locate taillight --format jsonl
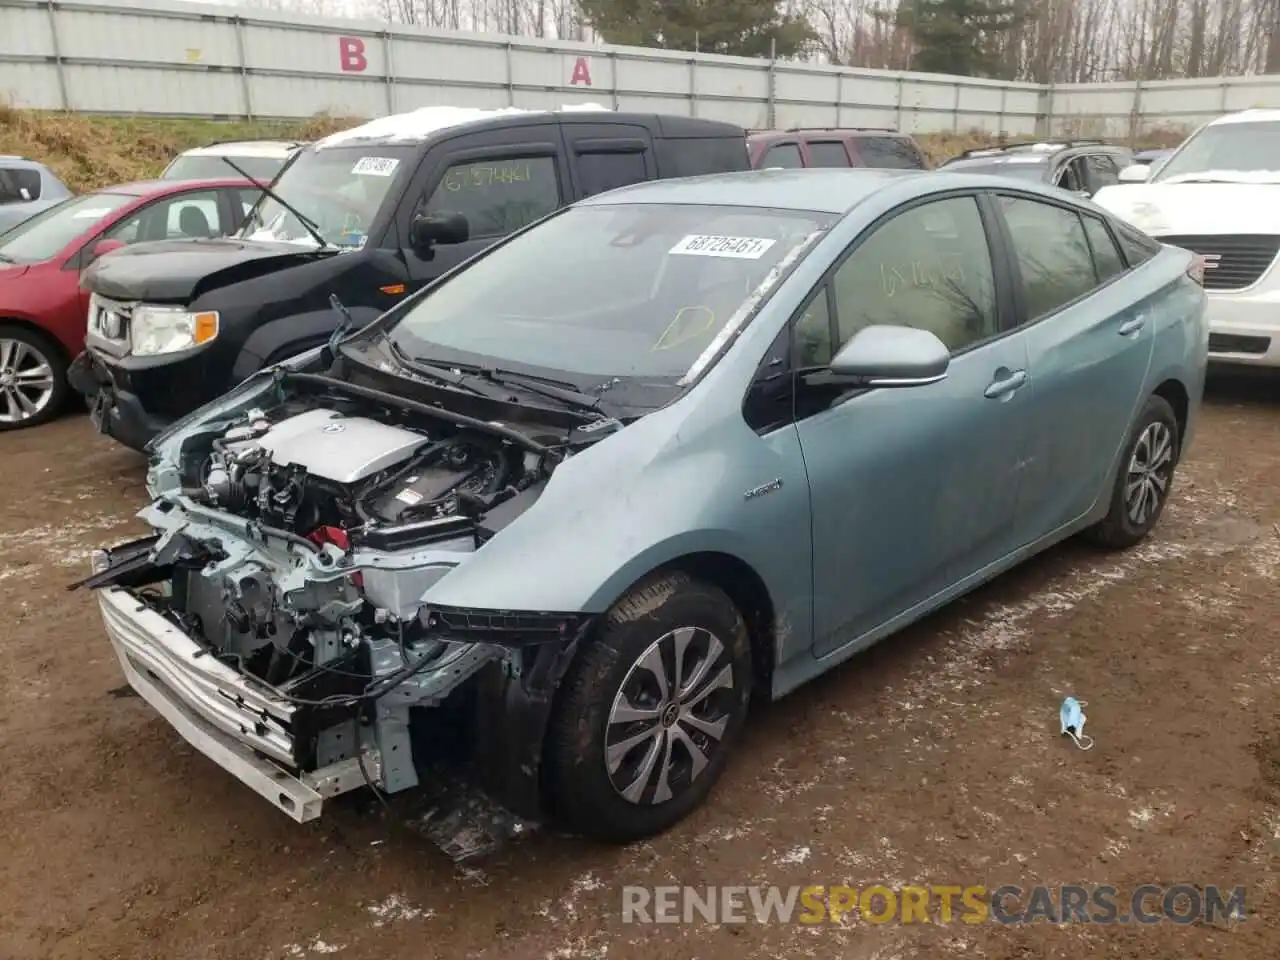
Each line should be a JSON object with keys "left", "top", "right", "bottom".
{"left": 1187, "top": 253, "right": 1207, "bottom": 285}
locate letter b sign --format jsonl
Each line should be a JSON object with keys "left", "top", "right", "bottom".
{"left": 339, "top": 36, "right": 367, "bottom": 72}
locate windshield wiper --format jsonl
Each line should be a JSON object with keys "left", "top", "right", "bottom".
{"left": 383, "top": 339, "right": 515, "bottom": 402}
{"left": 0, "top": 253, "right": 16, "bottom": 264}
{"left": 446, "top": 362, "right": 603, "bottom": 414}
{"left": 221, "top": 156, "right": 332, "bottom": 251}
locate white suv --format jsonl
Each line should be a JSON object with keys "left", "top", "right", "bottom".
{"left": 1093, "top": 109, "right": 1280, "bottom": 368}
{"left": 161, "top": 139, "right": 303, "bottom": 183}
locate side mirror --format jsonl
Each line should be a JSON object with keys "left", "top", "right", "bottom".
{"left": 1118, "top": 164, "right": 1151, "bottom": 184}
{"left": 829, "top": 325, "right": 949, "bottom": 387}
{"left": 409, "top": 212, "right": 469, "bottom": 254}
{"left": 90, "top": 238, "right": 126, "bottom": 261}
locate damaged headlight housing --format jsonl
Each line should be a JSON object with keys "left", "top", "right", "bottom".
{"left": 131, "top": 305, "right": 219, "bottom": 356}
{"left": 421, "top": 606, "right": 591, "bottom": 647}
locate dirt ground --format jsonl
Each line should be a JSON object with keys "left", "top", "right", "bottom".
{"left": 1, "top": 373, "right": 1277, "bottom": 960}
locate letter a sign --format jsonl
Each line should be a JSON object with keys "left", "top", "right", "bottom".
{"left": 570, "top": 56, "right": 592, "bottom": 86}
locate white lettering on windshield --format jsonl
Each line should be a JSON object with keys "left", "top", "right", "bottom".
{"left": 669, "top": 234, "right": 777, "bottom": 259}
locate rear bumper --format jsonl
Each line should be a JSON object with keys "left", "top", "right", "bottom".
{"left": 98, "top": 585, "right": 377, "bottom": 822}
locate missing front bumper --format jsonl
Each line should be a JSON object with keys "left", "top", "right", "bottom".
{"left": 97, "top": 586, "right": 379, "bottom": 822}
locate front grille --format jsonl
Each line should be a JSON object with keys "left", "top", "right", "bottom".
{"left": 1209, "top": 333, "right": 1270, "bottom": 355}
{"left": 1158, "top": 235, "right": 1280, "bottom": 292}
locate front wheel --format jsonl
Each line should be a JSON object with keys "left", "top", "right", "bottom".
{"left": 0, "top": 325, "right": 68, "bottom": 431}
{"left": 1086, "top": 393, "right": 1180, "bottom": 549}
{"left": 545, "top": 571, "right": 753, "bottom": 843}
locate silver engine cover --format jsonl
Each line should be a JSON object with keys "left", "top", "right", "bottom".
{"left": 254, "top": 408, "right": 425, "bottom": 484}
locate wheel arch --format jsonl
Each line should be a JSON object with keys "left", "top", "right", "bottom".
{"left": 0, "top": 317, "right": 72, "bottom": 366}
{"left": 1151, "top": 377, "right": 1189, "bottom": 451}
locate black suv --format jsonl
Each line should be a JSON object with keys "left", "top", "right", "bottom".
{"left": 938, "top": 139, "right": 1134, "bottom": 197}
{"left": 70, "top": 109, "right": 751, "bottom": 451}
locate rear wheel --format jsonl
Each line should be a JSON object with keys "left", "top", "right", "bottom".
{"left": 0, "top": 325, "right": 67, "bottom": 430}
{"left": 545, "top": 571, "right": 753, "bottom": 843}
{"left": 1086, "top": 394, "right": 1180, "bottom": 549}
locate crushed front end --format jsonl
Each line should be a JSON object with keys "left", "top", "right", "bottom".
{"left": 77, "top": 368, "right": 596, "bottom": 824}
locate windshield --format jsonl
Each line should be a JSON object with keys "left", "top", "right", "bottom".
{"left": 1153, "top": 121, "right": 1280, "bottom": 182}
{"left": 385, "top": 203, "right": 834, "bottom": 385}
{"left": 0, "top": 193, "right": 133, "bottom": 263}
{"left": 947, "top": 159, "right": 1048, "bottom": 181}
{"left": 239, "top": 145, "right": 411, "bottom": 249}
{"left": 164, "top": 154, "right": 286, "bottom": 181}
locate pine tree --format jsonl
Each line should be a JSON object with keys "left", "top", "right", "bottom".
{"left": 578, "top": 0, "right": 816, "bottom": 59}
{"left": 891, "top": 0, "right": 1029, "bottom": 77}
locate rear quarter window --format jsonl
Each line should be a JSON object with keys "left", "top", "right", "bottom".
{"left": 854, "top": 137, "right": 926, "bottom": 169}
{"left": 1111, "top": 220, "right": 1161, "bottom": 267}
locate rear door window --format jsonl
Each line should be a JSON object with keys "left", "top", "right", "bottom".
{"left": 998, "top": 195, "right": 1099, "bottom": 320}
{"left": 760, "top": 143, "right": 804, "bottom": 169}
{"left": 0, "top": 167, "right": 42, "bottom": 204}
{"left": 853, "top": 137, "right": 925, "bottom": 169}
{"left": 576, "top": 150, "right": 649, "bottom": 198}
{"left": 807, "top": 141, "right": 851, "bottom": 167}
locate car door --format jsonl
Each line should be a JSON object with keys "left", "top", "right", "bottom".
{"left": 395, "top": 125, "right": 571, "bottom": 289}
{"left": 790, "top": 193, "right": 1032, "bottom": 657}
{"left": 990, "top": 192, "right": 1154, "bottom": 542}
{"left": 1083, "top": 152, "right": 1121, "bottom": 195}
{"left": 562, "top": 121, "right": 657, "bottom": 198}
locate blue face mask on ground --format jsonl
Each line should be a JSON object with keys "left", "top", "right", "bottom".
{"left": 1060, "top": 696, "right": 1094, "bottom": 750}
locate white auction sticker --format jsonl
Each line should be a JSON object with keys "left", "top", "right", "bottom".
{"left": 352, "top": 156, "right": 400, "bottom": 177}
{"left": 72, "top": 207, "right": 113, "bottom": 219}
{"left": 669, "top": 234, "right": 776, "bottom": 259}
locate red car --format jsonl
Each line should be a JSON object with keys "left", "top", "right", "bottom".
{"left": 0, "top": 177, "right": 261, "bottom": 430}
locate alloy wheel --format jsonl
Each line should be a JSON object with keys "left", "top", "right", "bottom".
{"left": 604, "top": 625, "right": 736, "bottom": 805}
{"left": 1125, "top": 420, "right": 1174, "bottom": 526}
{"left": 0, "top": 337, "right": 57, "bottom": 425}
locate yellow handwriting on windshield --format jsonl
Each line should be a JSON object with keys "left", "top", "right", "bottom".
{"left": 653, "top": 307, "right": 716, "bottom": 351}
{"left": 444, "top": 163, "right": 533, "bottom": 192}
{"left": 881, "top": 255, "right": 967, "bottom": 298}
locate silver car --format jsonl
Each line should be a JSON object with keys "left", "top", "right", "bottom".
{"left": 80, "top": 169, "right": 1208, "bottom": 845}
{"left": 0, "top": 157, "right": 72, "bottom": 233}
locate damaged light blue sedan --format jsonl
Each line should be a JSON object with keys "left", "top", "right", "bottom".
{"left": 78, "top": 168, "right": 1208, "bottom": 843}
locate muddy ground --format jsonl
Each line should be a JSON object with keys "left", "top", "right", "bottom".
{"left": 0, "top": 374, "right": 1277, "bottom": 960}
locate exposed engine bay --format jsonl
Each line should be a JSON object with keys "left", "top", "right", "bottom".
{"left": 78, "top": 375, "right": 605, "bottom": 833}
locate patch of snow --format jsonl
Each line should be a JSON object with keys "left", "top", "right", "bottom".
{"left": 317, "top": 103, "right": 610, "bottom": 148}
{"left": 775, "top": 845, "right": 811, "bottom": 865}
{"left": 366, "top": 893, "right": 430, "bottom": 927}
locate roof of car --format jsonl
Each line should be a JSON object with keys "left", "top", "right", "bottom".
{"left": 942, "top": 153, "right": 1051, "bottom": 172}
{"left": 178, "top": 140, "right": 303, "bottom": 158}
{"left": 1211, "top": 108, "right": 1280, "bottom": 126}
{"left": 96, "top": 176, "right": 255, "bottom": 197}
{"left": 580, "top": 167, "right": 1101, "bottom": 214}
{"left": 577, "top": 168, "right": 935, "bottom": 213}
{"left": 748, "top": 127, "right": 911, "bottom": 143}
{"left": 0, "top": 156, "right": 54, "bottom": 171}
{"left": 314, "top": 105, "right": 743, "bottom": 149}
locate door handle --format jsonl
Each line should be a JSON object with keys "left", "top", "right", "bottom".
{"left": 984, "top": 369, "right": 1027, "bottom": 399}
{"left": 1119, "top": 314, "right": 1148, "bottom": 336}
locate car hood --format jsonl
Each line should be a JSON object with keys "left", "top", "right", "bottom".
{"left": 1092, "top": 182, "right": 1280, "bottom": 236}
{"left": 83, "top": 236, "right": 334, "bottom": 303}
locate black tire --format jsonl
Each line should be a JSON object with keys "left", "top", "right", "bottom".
{"left": 1086, "top": 393, "right": 1180, "bottom": 550}
{"left": 0, "top": 324, "right": 69, "bottom": 431}
{"left": 544, "top": 570, "right": 753, "bottom": 843}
